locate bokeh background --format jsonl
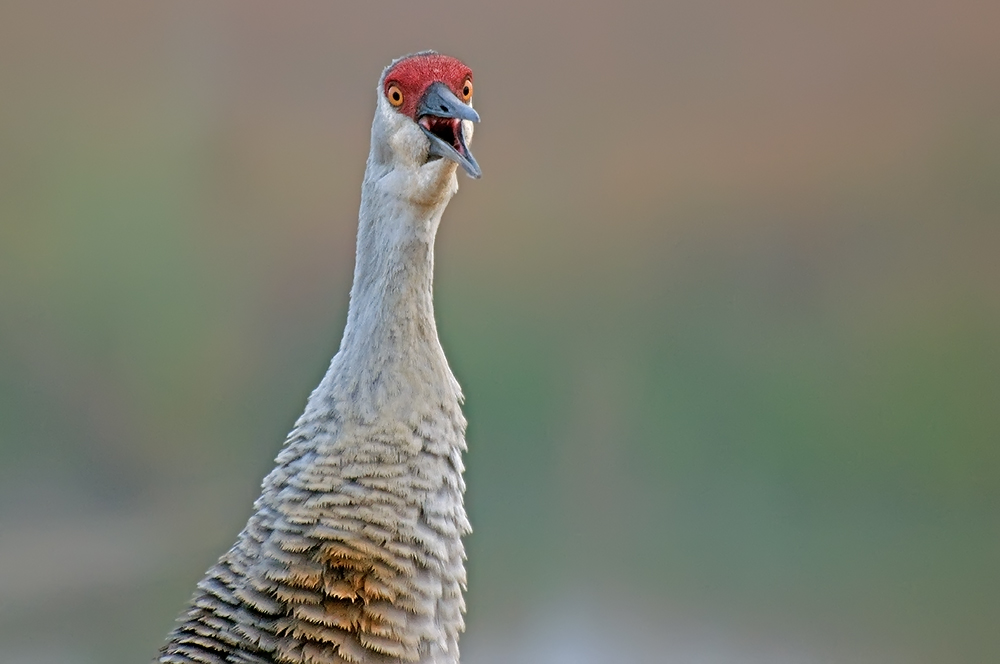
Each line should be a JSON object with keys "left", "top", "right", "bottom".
{"left": 1, "top": 2, "right": 998, "bottom": 662}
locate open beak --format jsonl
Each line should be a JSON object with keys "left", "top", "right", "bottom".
{"left": 416, "top": 81, "right": 482, "bottom": 179}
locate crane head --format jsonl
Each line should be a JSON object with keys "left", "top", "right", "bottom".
{"left": 375, "top": 52, "right": 481, "bottom": 181}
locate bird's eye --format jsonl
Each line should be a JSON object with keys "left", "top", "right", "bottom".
{"left": 460, "top": 79, "right": 473, "bottom": 101}
{"left": 387, "top": 84, "right": 404, "bottom": 107}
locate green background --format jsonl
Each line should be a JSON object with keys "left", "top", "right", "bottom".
{"left": 1, "top": 2, "right": 998, "bottom": 662}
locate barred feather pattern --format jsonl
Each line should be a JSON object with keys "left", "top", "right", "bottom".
{"left": 158, "top": 392, "right": 470, "bottom": 664}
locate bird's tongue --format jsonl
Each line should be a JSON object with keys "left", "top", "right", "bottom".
{"left": 419, "top": 116, "right": 462, "bottom": 155}
{"left": 418, "top": 115, "right": 481, "bottom": 179}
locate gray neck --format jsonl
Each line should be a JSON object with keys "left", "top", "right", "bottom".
{"left": 325, "top": 152, "right": 460, "bottom": 418}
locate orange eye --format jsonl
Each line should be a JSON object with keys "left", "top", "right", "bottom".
{"left": 387, "top": 84, "right": 404, "bottom": 107}
{"left": 460, "top": 79, "right": 473, "bottom": 101}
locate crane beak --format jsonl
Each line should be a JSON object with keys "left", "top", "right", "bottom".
{"left": 416, "top": 82, "right": 482, "bottom": 179}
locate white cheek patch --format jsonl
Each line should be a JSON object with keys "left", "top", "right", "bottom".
{"left": 389, "top": 123, "right": 431, "bottom": 169}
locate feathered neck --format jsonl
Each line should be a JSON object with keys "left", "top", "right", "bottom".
{"left": 327, "top": 131, "right": 462, "bottom": 418}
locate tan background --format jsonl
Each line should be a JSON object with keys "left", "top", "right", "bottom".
{"left": 1, "top": 2, "right": 998, "bottom": 662}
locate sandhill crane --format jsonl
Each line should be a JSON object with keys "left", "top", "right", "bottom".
{"left": 158, "top": 52, "right": 481, "bottom": 664}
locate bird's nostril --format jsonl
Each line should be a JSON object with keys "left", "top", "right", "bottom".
{"left": 440, "top": 105, "right": 448, "bottom": 112}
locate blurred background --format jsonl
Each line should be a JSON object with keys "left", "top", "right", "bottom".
{"left": 1, "top": 2, "right": 998, "bottom": 662}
